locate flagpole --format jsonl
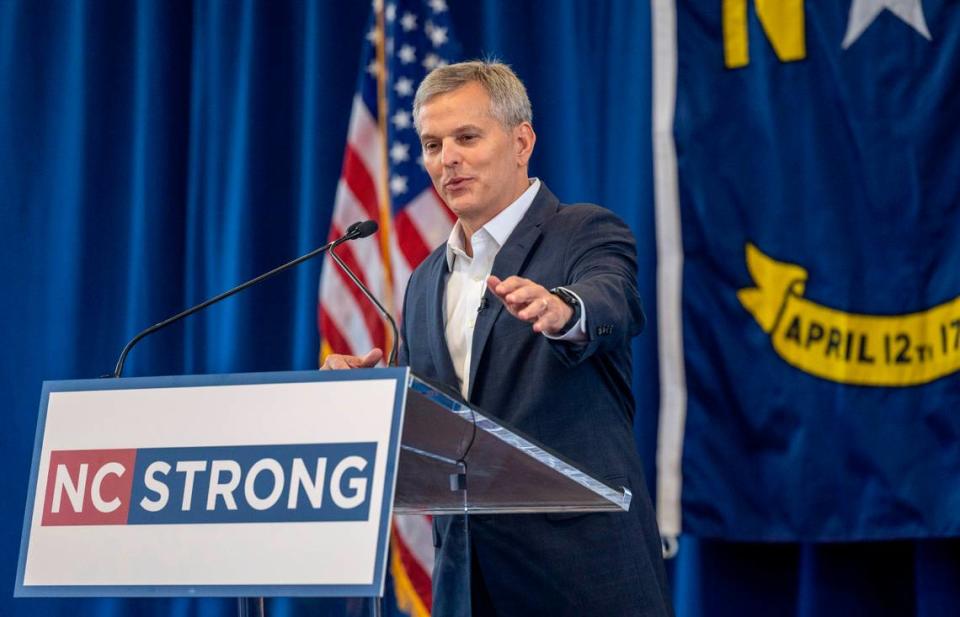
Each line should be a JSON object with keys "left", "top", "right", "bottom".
{"left": 373, "top": 0, "right": 397, "bottom": 355}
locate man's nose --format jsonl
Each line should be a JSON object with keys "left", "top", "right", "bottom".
{"left": 441, "top": 141, "right": 461, "bottom": 167}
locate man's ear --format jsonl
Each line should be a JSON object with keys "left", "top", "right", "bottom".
{"left": 514, "top": 122, "right": 536, "bottom": 167}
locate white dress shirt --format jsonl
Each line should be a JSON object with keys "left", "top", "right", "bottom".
{"left": 443, "top": 179, "right": 586, "bottom": 399}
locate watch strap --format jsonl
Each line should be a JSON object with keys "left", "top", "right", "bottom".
{"left": 550, "top": 286, "right": 582, "bottom": 336}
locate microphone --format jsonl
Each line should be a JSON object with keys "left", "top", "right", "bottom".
{"left": 346, "top": 219, "right": 378, "bottom": 239}
{"left": 110, "top": 221, "right": 378, "bottom": 378}
{"left": 325, "top": 220, "right": 401, "bottom": 367}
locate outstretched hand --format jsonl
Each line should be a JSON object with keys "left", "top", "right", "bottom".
{"left": 487, "top": 275, "right": 573, "bottom": 335}
{"left": 320, "top": 347, "right": 383, "bottom": 370}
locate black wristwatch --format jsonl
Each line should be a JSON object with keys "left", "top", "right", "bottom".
{"left": 550, "top": 286, "right": 582, "bottom": 336}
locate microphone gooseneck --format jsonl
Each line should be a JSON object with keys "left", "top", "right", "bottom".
{"left": 111, "top": 221, "right": 378, "bottom": 378}
{"left": 326, "top": 225, "right": 401, "bottom": 367}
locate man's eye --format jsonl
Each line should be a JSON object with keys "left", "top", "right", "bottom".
{"left": 459, "top": 134, "right": 477, "bottom": 143}
{"left": 423, "top": 142, "right": 439, "bottom": 152}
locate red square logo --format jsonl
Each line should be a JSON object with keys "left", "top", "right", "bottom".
{"left": 41, "top": 449, "right": 137, "bottom": 526}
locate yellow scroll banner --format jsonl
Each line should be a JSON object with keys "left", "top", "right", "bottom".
{"left": 737, "top": 244, "right": 960, "bottom": 387}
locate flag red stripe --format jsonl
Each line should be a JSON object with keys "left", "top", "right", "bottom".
{"left": 328, "top": 224, "right": 379, "bottom": 291}
{"left": 319, "top": 307, "right": 352, "bottom": 355}
{"left": 341, "top": 145, "right": 381, "bottom": 222}
{"left": 394, "top": 527, "right": 433, "bottom": 608}
{"left": 332, "top": 264, "right": 387, "bottom": 351}
{"left": 394, "top": 208, "right": 432, "bottom": 268}
{"left": 327, "top": 226, "right": 388, "bottom": 351}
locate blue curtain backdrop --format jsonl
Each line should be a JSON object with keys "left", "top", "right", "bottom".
{"left": 1, "top": 2, "right": 956, "bottom": 616}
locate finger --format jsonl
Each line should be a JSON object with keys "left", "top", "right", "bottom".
{"left": 491, "top": 275, "right": 530, "bottom": 297}
{"left": 487, "top": 275, "right": 507, "bottom": 300}
{"left": 351, "top": 348, "right": 384, "bottom": 368}
{"left": 321, "top": 355, "right": 351, "bottom": 370}
{"left": 500, "top": 298, "right": 532, "bottom": 321}
{"left": 517, "top": 296, "right": 552, "bottom": 322}
{"left": 497, "top": 297, "right": 525, "bottom": 320}
{"left": 321, "top": 348, "right": 383, "bottom": 370}
{"left": 505, "top": 283, "right": 546, "bottom": 306}
{"left": 532, "top": 308, "right": 560, "bottom": 333}
{"left": 486, "top": 276, "right": 511, "bottom": 309}
{"left": 534, "top": 300, "right": 574, "bottom": 335}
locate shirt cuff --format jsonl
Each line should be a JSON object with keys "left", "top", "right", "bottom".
{"left": 543, "top": 287, "right": 588, "bottom": 343}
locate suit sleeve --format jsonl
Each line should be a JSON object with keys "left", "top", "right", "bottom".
{"left": 547, "top": 207, "right": 645, "bottom": 367}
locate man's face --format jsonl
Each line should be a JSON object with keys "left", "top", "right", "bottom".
{"left": 417, "top": 82, "right": 534, "bottom": 229}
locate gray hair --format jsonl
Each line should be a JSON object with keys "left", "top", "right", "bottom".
{"left": 413, "top": 60, "right": 532, "bottom": 134}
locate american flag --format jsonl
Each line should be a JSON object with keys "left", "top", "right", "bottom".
{"left": 318, "top": 1, "right": 459, "bottom": 615}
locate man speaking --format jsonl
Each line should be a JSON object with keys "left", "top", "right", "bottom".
{"left": 324, "top": 61, "right": 672, "bottom": 617}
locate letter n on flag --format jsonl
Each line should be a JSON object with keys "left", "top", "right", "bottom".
{"left": 318, "top": 1, "right": 459, "bottom": 614}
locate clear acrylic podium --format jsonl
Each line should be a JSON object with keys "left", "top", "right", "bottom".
{"left": 395, "top": 374, "right": 632, "bottom": 516}
{"left": 251, "top": 372, "right": 632, "bottom": 617}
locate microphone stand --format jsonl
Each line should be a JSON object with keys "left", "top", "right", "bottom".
{"left": 111, "top": 222, "right": 374, "bottom": 378}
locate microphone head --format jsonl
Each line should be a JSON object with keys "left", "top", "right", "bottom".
{"left": 352, "top": 220, "right": 379, "bottom": 239}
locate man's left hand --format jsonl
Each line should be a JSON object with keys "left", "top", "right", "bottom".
{"left": 487, "top": 275, "right": 573, "bottom": 335}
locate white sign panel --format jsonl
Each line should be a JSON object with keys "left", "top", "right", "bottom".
{"left": 16, "top": 368, "right": 408, "bottom": 597}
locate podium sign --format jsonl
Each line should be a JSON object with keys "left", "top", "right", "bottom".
{"left": 15, "top": 369, "right": 408, "bottom": 597}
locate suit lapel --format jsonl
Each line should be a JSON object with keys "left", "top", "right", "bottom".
{"left": 466, "top": 185, "right": 558, "bottom": 400}
{"left": 424, "top": 252, "right": 459, "bottom": 387}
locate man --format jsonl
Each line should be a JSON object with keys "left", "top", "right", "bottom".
{"left": 324, "top": 61, "right": 672, "bottom": 617}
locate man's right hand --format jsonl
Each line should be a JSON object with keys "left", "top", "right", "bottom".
{"left": 320, "top": 348, "right": 383, "bottom": 370}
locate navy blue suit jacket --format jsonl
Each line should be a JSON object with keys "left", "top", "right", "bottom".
{"left": 399, "top": 184, "right": 672, "bottom": 616}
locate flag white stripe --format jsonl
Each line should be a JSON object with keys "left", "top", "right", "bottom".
{"left": 394, "top": 515, "right": 435, "bottom": 572}
{"left": 652, "top": 0, "right": 687, "bottom": 543}
{"left": 320, "top": 268, "right": 375, "bottom": 355}
{"left": 347, "top": 95, "right": 383, "bottom": 191}
{"left": 329, "top": 180, "right": 387, "bottom": 301}
{"left": 405, "top": 190, "right": 453, "bottom": 251}
{"left": 347, "top": 96, "right": 384, "bottom": 188}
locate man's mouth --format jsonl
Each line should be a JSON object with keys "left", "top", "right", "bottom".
{"left": 444, "top": 177, "right": 473, "bottom": 191}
